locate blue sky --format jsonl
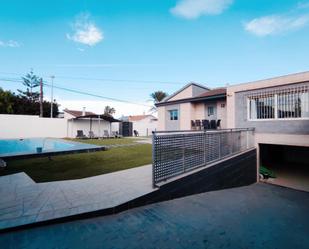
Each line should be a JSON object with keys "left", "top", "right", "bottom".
{"left": 1, "top": 0, "right": 309, "bottom": 116}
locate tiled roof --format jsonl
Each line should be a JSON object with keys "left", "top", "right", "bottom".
{"left": 128, "top": 115, "right": 156, "bottom": 122}
{"left": 197, "top": 88, "right": 226, "bottom": 98}
{"left": 64, "top": 109, "right": 96, "bottom": 117}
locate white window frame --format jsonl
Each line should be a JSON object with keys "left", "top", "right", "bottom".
{"left": 169, "top": 109, "right": 179, "bottom": 121}
{"left": 207, "top": 106, "right": 215, "bottom": 116}
{"left": 247, "top": 87, "right": 309, "bottom": 121}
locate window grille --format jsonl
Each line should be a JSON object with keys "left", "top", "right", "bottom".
{"left": 247, "top": 84, "right": 309, "bottom": 120}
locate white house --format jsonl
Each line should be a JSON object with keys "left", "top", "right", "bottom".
{"left": 128, "top": 115, "right": 158, "bottom": 136}
{"left": 64, "top": 108, "right": 119, "bottom": 138}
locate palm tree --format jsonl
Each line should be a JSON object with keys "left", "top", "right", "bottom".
{"left": 104, "top": 105, "right": 116, "bottom": 117}
{"left": 150, "top": 91, "right": 168, "bottom": 112}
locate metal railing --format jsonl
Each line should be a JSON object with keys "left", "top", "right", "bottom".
{"left": 152, "top": 128, "right": 255, "bottom": 187}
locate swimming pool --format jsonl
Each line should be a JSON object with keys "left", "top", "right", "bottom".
{"left": 0, "top": 138, "right": 105, "bottom": 159}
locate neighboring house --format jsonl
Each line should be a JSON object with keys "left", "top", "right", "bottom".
{"left": 156, "top": 83, "right": 227, "bottom": 131}
{"left": 128, "top": 115, "right": 158, "bottom": 136}
{"left": 64, "top": 108, "right": 119, "bottom": 138}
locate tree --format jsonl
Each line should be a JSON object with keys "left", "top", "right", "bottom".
{"left": 104, "top": 105, "right": 116, "bottom": 117}
{"left": 150, "top": 90, "right": 168, "bottom": 112}
{"left": 0, "top": 88, "right": 15, "bottom": 114}
{"left": 18, "top": 70, "right": 41, "bottom": 101}
{"left": 0, "top": 86, "right": 59, "bottom": 117}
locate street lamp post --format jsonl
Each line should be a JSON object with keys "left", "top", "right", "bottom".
{"left": 50, "top": 76, "right": 55, "bottom": 118}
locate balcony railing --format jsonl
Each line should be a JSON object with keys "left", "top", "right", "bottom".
{"left": 152, "top": 128, "right": 255, "bottom": 187}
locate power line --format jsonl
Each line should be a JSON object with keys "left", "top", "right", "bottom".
{"left": 43, "top": 82, "right": 152, "bottom": 107}
{"left": 51, "top": 75, "right": 182, "bottom": 85}
{"left": 0, "top": 77, "right": 153, "bottom": 107}
{"left": 0, "top": 71, "right": 184, "bottom": 85}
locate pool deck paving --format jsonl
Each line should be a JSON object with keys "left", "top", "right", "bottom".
{"left": 0, "top": 164, "right": 154, "bottom": 231}
{"left": 0, "top": 183, "right": 308, "bottom": 249}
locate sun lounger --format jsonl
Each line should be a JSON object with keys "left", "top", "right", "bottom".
{"left": 76, "top": 130, "right": 87, "bottom": 139}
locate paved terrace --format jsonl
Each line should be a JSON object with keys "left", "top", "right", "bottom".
{"left": 1, "top": 183, "right": 308, "bottom": 249}
{"left": 0, "top": 165, "right": 154, "bottom": 231}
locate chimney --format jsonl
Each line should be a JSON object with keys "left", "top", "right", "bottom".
{"left": 82, "top": 107, "right": 86, "bottom": 116}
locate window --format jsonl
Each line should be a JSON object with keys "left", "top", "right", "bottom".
{"left": 248, "top": 86, "right": 309, "bottom": 120}
{"left": 277, "top": 91, "right": 309, "bottom": 118}
{"left": 248, "top": 95, "right": 275, "bottom": 119}
{"left": 169, "top": 110, "right": 178, "bottom": 120}
{"left": 207, "top": 106, "right": 215, "bottom": 116}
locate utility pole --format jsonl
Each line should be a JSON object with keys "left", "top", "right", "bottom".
{"left": 50, "top": 75, "right": 55, "bottom": 118}
{"left": 40, "top": 78, "right": 43, "bottom": 117}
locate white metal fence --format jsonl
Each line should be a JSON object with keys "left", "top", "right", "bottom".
{"left": 152, "top": 128, "right": 255, "bottom": 187}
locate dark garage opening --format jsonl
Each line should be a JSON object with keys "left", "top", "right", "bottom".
{"left": 259, "top": 144, "right": 309, "bottom": 192}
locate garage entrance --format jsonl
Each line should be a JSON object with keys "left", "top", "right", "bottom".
{"left": 259, "top": 144, "right": 309, "bottom": 192}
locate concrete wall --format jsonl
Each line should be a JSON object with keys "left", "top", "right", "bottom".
{"left": 0, "top": 114, "right": 68, "bottom": 139}
{"left": 164, "top": 104, "right": 180, "bottom": 131}
{"left": 0, "top": 114, "right": 115, "bottom": 139}
{"left": 226, "top": 72, "right": 309, "bottom": 177}
{"left": 179, "top": 103, "right": 193, "bottom": 130}
{"left": 233, "top": 83, "right": 309, "bottom": 134}
{"left": 217, "top": 100, "right": 227, "bottom": 128}
{"left": 193, "top": 103, "right": 205, "bottom": 120}
{"left": 132, "top": 117, "right": 157, "bottom": 136}
{"left": 157, "top": 106, "right": 166, "bottom": 131}
{"left": 227, "top": 71, "right": 309, "bottom": 128}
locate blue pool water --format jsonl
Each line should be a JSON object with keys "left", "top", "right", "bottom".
{"left": 0, "top": 138, "right": 102, "bottom": 158}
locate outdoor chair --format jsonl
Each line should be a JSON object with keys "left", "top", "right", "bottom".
{"left": 88, "top": 131, "right": 98, "bottom": 139}
{"left": 195, "top": 120, "right": 201, "bottom": 130}
{"left": 112, "top": 131, "right": 123, "bottom": 138}
{"left": 210, "top": 120, "right": 217, "bottom": 129}
{"left": 216, "top": 119, "right": 221, "bottom": 129}
{"left": 133, "top": 130, "right": 139, "bottom": 137}
{"left": 103, "top": 130, "right": 110, "bottom": 138}
{"left": 202, "top": 119, "right": 210, "bottom": 130}
{"left": 191, "top": 120, "right": 196, "bottom": 130}
{"left": 109, "top": 131, "right": 116, "bottom": 139}
{"left": 76, "top": 130, "right": 87, "bottom": 139}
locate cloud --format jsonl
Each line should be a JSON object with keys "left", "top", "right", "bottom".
{"left": 67, "top": 12, "right": 103, "bottom": 46}
{"left": 0, "top": 40, "right": 21, "bottom": 48}
{"left": 170, "top": 0, "right": 233, "bottom": 19}
{"left": 244, "top": 14, "right": 309, "bottom": 36}
{"left": 297, "top": 1, "right": 309, "bottom": 9}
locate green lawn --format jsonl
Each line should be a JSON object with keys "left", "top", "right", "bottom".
{"left": 0, "top": 140, "right": 152, "bottom": 183}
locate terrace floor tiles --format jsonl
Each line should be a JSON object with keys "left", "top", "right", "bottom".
{"left": 0, "top": 165, "right": 154, "bottom": 231}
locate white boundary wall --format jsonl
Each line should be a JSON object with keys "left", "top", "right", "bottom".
{"left": 0, "top": 114, "right": 68, "bottom": 139}
{"left": 132, "top": 117, "right": 157, "bottom": 136}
